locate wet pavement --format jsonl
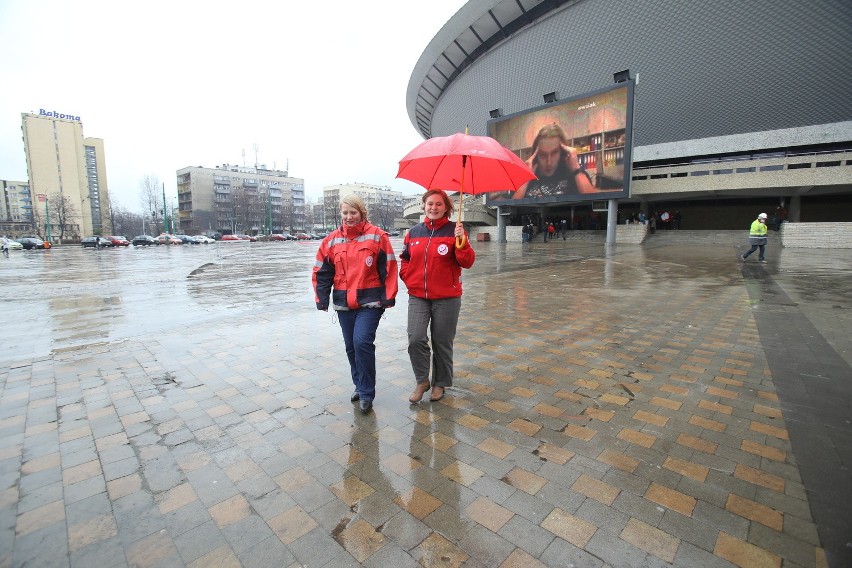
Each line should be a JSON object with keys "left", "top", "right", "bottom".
{"left": 1, "top": 238, "right": 850, "bottom": 567}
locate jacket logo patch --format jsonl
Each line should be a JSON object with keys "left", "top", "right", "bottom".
{"left": 437, "top": 243, "right": 449, "bottom": 256}
{"left": 365, "top": 256, "right": 374, "bottom": 267}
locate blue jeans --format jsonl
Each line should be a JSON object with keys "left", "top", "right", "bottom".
{"left": 742, "top": 244, "right": 765, "bottom": 261}
{"left": 337, "top": 308, "right": 384, "bottom": 402}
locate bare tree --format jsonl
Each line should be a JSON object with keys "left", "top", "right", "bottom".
{"left": 140, "top": 174, "right": 162, "bottom": 233}
{"left": 110, "top": 205, "right": 144, "bottom": 237}
{"left": 30, "top": 201, "right": 45, "bottom": 239}
{"left": 48, "top": 192, "right": 79, "bottom": 239}
{"left": 274, "top": 194, "right": 294, "bottom": 233}
{"left": 230, "top": 188, "right": 264, "bottom": 234}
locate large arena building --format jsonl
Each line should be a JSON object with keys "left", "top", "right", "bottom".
{"left": 407, "top": 0, "right": 852, "bottom": 233}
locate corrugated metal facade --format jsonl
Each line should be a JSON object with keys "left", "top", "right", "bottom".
{"left": 422, "top": 0, "right": 852, "bottom": 154}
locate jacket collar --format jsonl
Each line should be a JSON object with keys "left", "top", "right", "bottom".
{"left": 342, "top": 221, "right": 368, "bottom": 238}
{"left": 425, "top": 216, "right": 450, "bottom": 231}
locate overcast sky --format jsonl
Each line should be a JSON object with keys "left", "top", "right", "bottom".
{"left": 0, "top": 0, "right": 466, "bottom": 211}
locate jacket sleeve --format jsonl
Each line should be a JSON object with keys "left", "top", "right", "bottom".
{"left": 455, "top": 231, "right": 475, "bottom": 268}
{"left": 312, "top": 238, "right": 334, "bottom": 310}
{"left": 377, "top": 232, "right": 398, "bottom": 307}
{"left": 399, "top": 233, "right": 411, "bottom": 284}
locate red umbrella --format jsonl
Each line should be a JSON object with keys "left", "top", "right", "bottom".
{"left": 396, "top": 132, "right": 536, "bottom": 247}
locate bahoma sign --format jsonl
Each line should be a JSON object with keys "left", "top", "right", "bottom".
{"left": 39, "top": 109, "right": 81, "bottom": 121}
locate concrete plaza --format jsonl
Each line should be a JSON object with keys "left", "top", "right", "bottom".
{"left": 1, "top": 239, "right": 850, "bottom": 567}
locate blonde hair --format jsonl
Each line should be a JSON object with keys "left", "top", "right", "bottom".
{"left": 340, "top": 194, "right": 368, "bottom": 221}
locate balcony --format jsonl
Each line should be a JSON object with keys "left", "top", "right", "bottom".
{"left": 630, "top": 149, "right": 852, "bottom": 198}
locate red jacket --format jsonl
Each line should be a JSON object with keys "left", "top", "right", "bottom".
{"left": 400, "top": 216, "right": 475, "bottom": 300}
{"left": 313, "top": 221, "right": 398, "bottom": 310}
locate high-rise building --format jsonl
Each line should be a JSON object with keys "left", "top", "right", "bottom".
{"left": 21, "top": 110, "right": 111, "bottom": 239}
{"left": 176, "top": 164, "right": 305, "bottom": 235}
{"left": 0, "top": 179, "right": 33, "bottom": 236}
{"left": 323, "top": 183, "right": 404, "bottom": 231}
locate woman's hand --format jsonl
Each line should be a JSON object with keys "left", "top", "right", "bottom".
{"left": 562, "top": 144, "right": 580, "bottom": 170}
{"left": 525, "top": 147, "right": 539, "bottom": 171}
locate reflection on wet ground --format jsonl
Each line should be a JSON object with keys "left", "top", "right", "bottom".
{"left": 4, "top": 240, "right": 849, "bottom": 366}
{"left": 1, "top": 242, "right": 325, "bottom": 363}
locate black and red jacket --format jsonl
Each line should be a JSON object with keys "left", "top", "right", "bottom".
{"left": 399, "top": 216, "right": 475, "bottom": 300}
{"left": 313, "top": 221, "right": 398, "bottom": 310}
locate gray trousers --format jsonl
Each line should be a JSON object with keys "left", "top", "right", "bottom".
{"left": 407, "top": 296, "right": 461, "bottom": 388}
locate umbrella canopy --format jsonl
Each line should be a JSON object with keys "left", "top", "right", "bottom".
{"left": 396, "top": 132, "right": 536, "bottom": 194}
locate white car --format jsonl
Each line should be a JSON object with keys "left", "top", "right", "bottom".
{"left": 194, "top": 235, "right": 215, "bottom": 244}
{"left": 2, "top": 237, "right": 23, "bottom": 251}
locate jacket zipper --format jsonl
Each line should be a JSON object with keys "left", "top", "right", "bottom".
{"left": 423, "top": 226, "right": 435, "bottom": 299}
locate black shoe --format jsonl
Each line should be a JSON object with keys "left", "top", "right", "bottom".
{"left": 350, "top": 391, "right": 360, "bottom": 402}
{"left": 359, "top": 400, "right": 372, "bottom": 415}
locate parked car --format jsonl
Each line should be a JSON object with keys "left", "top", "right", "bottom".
{"left": 236, "top": 234, "right": 257, "bottom": 242}
{"left": 175, "top": 234, "right": 199, "bottom": 244}
{"left": 204, "top": 231, "right": 222, "bottom": 240}
{"left": 81, "top": 236, "right": 110, "bottom": 248}
{"left": 266, "top": 234, "right": 289, "bottom": 241}
{"left": 220, "top": 234, "right": 243, "bottom": 241}
{"left": 1, "top": 237, "right": 23, "bottom": 251}
{"left": 293, "top": 233, "right": 311, "bottom": 240}
{"left": 105, "top": 235, "right": 131, "bottom": 247}
{"left": 17, "top": 236, "right": 46, "bottom": 249}
{"left": 154, "top": 234, "right": 182, "bottom": 245}
{"left": 193, "top": 235, "right": 215, "bottom": 244}
{"left": 131, "top": 235, "right": 156, "bottom": 246}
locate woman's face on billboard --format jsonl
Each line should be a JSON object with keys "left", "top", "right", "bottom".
{"left": 536, "top": 137, "right": 563, "bottom": 177}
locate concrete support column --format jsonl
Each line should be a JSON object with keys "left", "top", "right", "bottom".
{"left": 606, "top": 199, "right": 618, "bottom": 246}
{"left": 497, "top": 206, "right": 507, "bottom": 243}
{"left": 789, "top": 195, "right": 802, "bottom": 222}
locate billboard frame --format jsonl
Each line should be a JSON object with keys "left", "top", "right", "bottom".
{"left": 486, "top": 80, "right": 635, "bottom": 207}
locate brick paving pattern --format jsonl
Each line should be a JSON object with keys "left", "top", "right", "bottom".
{"left": 1, "top": 241, "right": 849, "bottom": 567}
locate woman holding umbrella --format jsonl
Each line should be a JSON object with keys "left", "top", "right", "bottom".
{"left": 400, "top": 190, "right": 475, "bottom": 403}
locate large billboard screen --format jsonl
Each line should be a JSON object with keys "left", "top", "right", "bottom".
{"left": 486, "top": 81, "right": 634, "bottom": 206}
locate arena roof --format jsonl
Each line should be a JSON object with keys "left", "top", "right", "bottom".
{"left": 407, "top": 0, "right": 575, "bottom": 139}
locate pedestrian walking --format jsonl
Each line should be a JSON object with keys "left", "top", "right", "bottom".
{"left": 400, "top": 190, "right": 475, "bottom": 404}
{"left": 312, "top": 195, "right": 398, "bottom": 414}
{"left": 741, "top": 212, "right": 769, "bottom": 263}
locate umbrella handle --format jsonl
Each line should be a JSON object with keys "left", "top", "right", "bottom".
{"left": 455, "top": 182, "right": 466, "bottom": 249}
{"left": 455, "top": 222, "right": 467, "bottom": 249}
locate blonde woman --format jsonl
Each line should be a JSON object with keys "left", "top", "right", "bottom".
{"left": 312, "top": 195, "right": 398, "bottom": 414}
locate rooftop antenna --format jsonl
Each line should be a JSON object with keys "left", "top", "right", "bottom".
{"left": 253, "top": 143, "right": 259, "bottom": 169}
{"left": 242, "top": 148, "right": 245, "bottom": 167}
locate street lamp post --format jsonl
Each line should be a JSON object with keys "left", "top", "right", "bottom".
{"left": 162, "top": 184, "right": 169, "bottom": 234}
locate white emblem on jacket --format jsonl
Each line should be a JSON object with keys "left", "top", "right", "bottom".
{"left": 437, "top": 243, "right": 449, "bottom": 255}
{"left": 365, "top": 256, "right": 373, "bottom": 267}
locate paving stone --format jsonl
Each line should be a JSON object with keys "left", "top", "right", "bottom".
{"left": 497, "top": 514, "right": 556, "bottom": 558}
